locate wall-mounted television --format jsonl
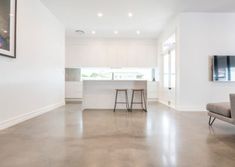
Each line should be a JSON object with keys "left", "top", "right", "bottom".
{"left": 212, "top": 55, "right": 235, "bottom": 81}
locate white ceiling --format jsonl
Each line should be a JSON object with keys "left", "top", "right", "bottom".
{"left": 41, "top": 0, "right": 235, "bottom": 39}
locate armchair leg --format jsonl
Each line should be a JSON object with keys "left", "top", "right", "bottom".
{"left": 209, "top": 116, "right": 216, "bottom": 126}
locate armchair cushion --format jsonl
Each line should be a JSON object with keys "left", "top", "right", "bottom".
{"left": 207, "top": 102, "right": 231, "bottom": 118}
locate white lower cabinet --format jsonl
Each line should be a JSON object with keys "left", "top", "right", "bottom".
{"left": 147, "top": 81, "right": 158, "bottom": 101}
{"left": 65, "top": 81, "right": 83, "bottom": 99}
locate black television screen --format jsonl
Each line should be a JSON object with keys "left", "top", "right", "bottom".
{"left": 213, "top": 56, "right": 235, "bottom": 81}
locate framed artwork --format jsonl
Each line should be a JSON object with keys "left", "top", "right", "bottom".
{"left": 0, "top": 0, "right": 17, "bottom": 58}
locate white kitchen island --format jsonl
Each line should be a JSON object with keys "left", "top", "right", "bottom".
{"left": 65, "top": 79, "right": 158, "bottom": 110}
{"left": 83, "top": 80, "right": 148, "bottom": 109}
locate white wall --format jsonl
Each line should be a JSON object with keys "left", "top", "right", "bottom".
{"left": 66, "top": 38, "right": 158, "bottom": 68}
{"left": 0, "top": 0, "right": 65, "bottom": 129}
{"left": 177, "top": 13, "right": 235, "bottom": 111}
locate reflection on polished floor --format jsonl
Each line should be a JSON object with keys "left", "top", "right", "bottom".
{"left": 1, "top": 103, "right": 235, "bottom": 167}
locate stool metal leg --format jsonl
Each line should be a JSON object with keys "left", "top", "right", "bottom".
{"left": 140, "top": 90, "right": 144, "bottom": 110}
{"left": 113, "top": 90, "right": 118, "bottom": 112}
{"left": 142, "top": 90, "right": 147, "bottom": 112}
{"left": 130, "top": 90, "right": 134, "bottom": 112}
{"left": 125, "top": 90, "right": 129, "bottom": 111}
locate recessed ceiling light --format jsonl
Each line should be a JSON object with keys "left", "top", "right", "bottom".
{"left": 128, "top": 12, "right": 133, "bottom": 18}
{"left": 91, "top": 30, "right": 96, "bottom": 34}
{"left": 75, "top": 30, "right": 85, "bottom": 35}
{"left": 114, "top": 30, "right": 119, "bottom": 34}
{"left": 97, "top": 12, "right": 103, "bottom": 18}
{"left": 136, "top": 30, "right": 140, "bottom": 35}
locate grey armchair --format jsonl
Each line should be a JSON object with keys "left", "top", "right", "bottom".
{"left": 207, "top": 94, "right": 235, "bottom": 126}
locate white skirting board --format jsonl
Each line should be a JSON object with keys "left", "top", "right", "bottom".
{"left": 158, "top": 100, "right": 176, "bottom": 109}
{"left": 158, "top": 99, "right": 206, "bottom": 112}
{"left": 175, "top": 106, "right": 207, "bottom": 112}
{"left": 147, "top": 98, "right": 158, "bottom": 102}
{"left": 0, "top": 101, "right": 65, "bottom": 130}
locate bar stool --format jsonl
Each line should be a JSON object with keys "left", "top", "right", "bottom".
{"left": 130, "top": 89, "right": 147, "bottom": 112}
{"left": 113, "top": 89, "right": 129, "bottom": 112}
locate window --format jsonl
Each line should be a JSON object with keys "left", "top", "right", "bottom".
{"left": 163, "top": 34, "right": 176, "bottom": 52}
{"left": 81, "top": 68, "right": 112, "bottom": 80}
{"left": 163, "top": 54, "right": 170, "bottom": 87}
{"left": 113, "top": 68, "right": 152, "bottom": 80}
{"left": 162, "top": 34, "right": 176, "bottom": 88}
{"left": 81, "top": 68, "right": 154, "bottom": 81}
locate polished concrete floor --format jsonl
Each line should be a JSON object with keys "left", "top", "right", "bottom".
{"left": 1, "top": 103, "right": 235, "bottom": 167}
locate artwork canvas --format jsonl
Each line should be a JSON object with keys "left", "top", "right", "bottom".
{"left": 0, "top": 0, "right": 17, "bottom": 58}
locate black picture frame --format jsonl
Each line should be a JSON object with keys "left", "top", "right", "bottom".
{"left": 0, "top": 0, "right": 17, "bottom": 58}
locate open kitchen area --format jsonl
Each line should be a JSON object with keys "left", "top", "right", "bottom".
{"left": 65, "top": 38, "right": 159, "bottom": 110}
{"left": 65, "top": 67, "right": 158, "bottom": 110}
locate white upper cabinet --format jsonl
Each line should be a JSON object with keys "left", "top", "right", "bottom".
{"left": 66, "top": 38, "right": 157, "bottom": 68}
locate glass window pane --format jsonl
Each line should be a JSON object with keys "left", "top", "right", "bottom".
{"left": 81, "top": 68, "right": 112, "bottom": 80}
{"left": 164, "top": 55, "right": 169, "bottom": 73}
{"left": 113, "top": 68, "right": 152, "bottom": 80}
{"left": 81, "top": 68, "right": 154, "bottom": 81}
{"left": 170, "top": 74, "right": 176, "bottom": 88}
{"left": 162, "top": 34, "right": 176, "bottom": 52}
{"left": 164, "top": 74, "right": 169, "bottom": 88}
{"left": 170, "top": 50, "right": 176, "bottom": 74}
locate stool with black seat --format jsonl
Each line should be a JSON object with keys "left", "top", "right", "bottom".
{"left": 113, "top": 89, "right": 129, "bottom": 112}
{"left": 130, "top": 89, "right": 147, "bottom": 112}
